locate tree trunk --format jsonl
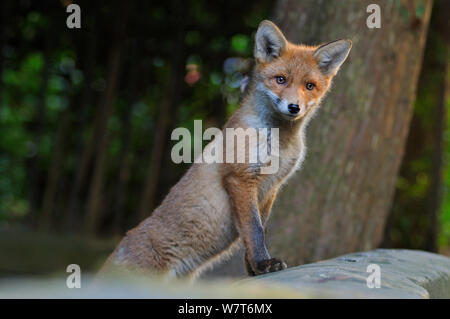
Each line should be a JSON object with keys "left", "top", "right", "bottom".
{"left": 39, "top": 94, "right": 73, "bottom": 230}
{"left": 84, "top": 13, "right": 128, "bottom": 234}
{"left": 111, "top": 38, "right": 140, "bottom": 234}
{"left": 381, "top": 0, "right": 447, "bottom": 251}
{"left": 65, "top": 17, "right": 97, "bottom": 231}
{"left": 28, "top": 32, "right": 51, "bottom": 227}
{"left": 264, "top": 0, "right": 433, "bottom": 265}
{"left": 137, "top": 0, "right": 187, "bottom": 221}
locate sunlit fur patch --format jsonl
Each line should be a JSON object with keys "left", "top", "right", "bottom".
{"left": 307, "top": 99, "right": 317, "bottom": 107}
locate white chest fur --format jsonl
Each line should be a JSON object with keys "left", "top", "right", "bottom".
{"left": 257, "top": 127, "right": 306, "bottom": 200}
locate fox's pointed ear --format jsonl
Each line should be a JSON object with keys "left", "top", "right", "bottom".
{"left": 314, "top": 39, "right": 352, "bottom": 76}
{"left": 254, "top": 20, "right": 287, "bottom": 63}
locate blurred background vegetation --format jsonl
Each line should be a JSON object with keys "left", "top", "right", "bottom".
{"left": 0, "top": 0, "right": 448, "bottom": 277}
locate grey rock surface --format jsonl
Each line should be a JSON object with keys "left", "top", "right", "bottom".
{"left": 242, "top": 249, "right": 450, "bottom": 298}
{"left": 0, "top": 249, "right": 449, "bottom": 298}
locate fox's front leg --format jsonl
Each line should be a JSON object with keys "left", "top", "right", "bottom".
{"left": 224, "top": 175, "right": 286, "bottom": 276}
{"left": 244, "top": 187, "right": 285, "bottom": 276}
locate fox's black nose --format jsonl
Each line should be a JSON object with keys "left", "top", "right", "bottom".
{"left": 288, "top": 104, "right": 300, "bottom": 114}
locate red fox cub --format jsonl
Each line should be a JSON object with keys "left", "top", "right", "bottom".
{"left": 101, "top": 20, "right": 351, "bottom": 279}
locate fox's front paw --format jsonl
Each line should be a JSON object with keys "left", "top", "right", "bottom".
{"left": 256, "top": 258, "right": 287, "bottom": 275}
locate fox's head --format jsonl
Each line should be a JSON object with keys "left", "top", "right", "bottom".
{"left": 252, "top": 20, "right": 351, "bottom": 121}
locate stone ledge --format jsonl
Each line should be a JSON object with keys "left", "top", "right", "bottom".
{"left": 0, "top": 249, "right": 449, "bottom": 298}
{"left": 241, "top": 249, "right": 450, "bottom": 298}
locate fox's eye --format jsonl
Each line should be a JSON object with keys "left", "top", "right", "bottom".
{"left": 306, "top": 82, "right": 315, "bottom": 90}
{"left": 275, "top": 76, "right": 286, "bottom": 85}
